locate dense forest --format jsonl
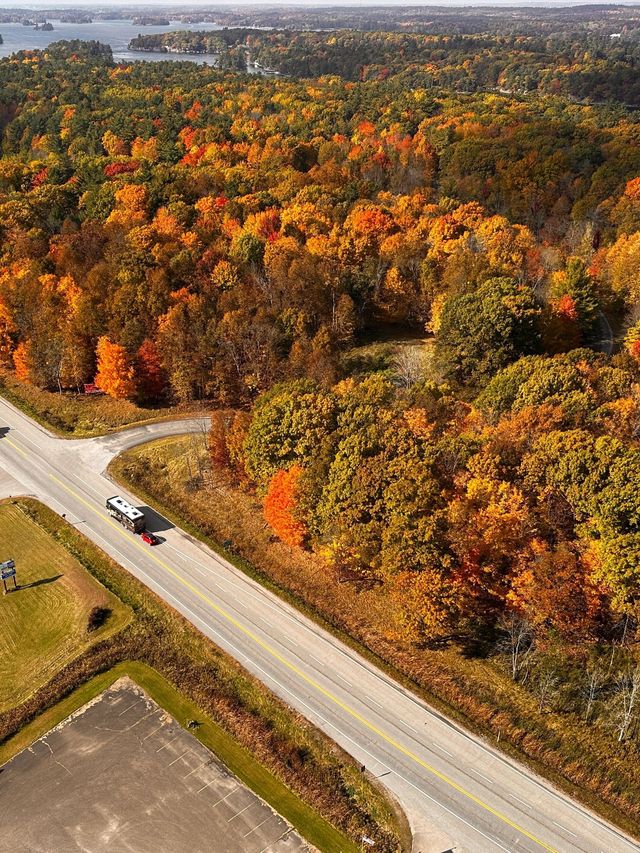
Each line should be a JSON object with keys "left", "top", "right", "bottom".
{"left": 130, "top": 26, "right": 640, "bottom": 105}
{"left": 2, "top": 34, "right": 640, "bottom": 758}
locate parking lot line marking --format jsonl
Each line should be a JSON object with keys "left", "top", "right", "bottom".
{"left": 198, "top": 777, "right": 225, "bottom": 795}
{"left": 244, "top": 816, "right": 271, "bottom": 838}
{"left": 130, "top": 708, "right": 161, "bottom": 729}
{"left": 259, "top": 829, "right": 291, "bottom": 853}
{"left": 210, "top": 786, "right": 238, "bottom": 803}
{"left": 228, "top": 803, "right": 253, "bottom": 822}
{"left": 143, "top": 724, "right": 164, "bottom": 741}
{"left": 118, "top": 700, "right": 141, "bottom": 717}
{"left": 156, "top": 736, "right": 178, "bottom": 752}
{"left": 183, "top": 761, "right": 207, "bottom": 779}
{"left": 168, "top": 750, "right": 190, "bottom": 766}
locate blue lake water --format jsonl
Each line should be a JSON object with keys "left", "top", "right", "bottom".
{"left": 0, "top": 19, "right": 221, "bottom": 63}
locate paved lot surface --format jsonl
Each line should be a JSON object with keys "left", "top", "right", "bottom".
{"left": 0, "top": 678, "right": 308, "bottom": 853}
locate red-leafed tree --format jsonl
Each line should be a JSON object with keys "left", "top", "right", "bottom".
{"left": 209, "top": 410, "right": 231, "bottom": 469}
{"left": 135, "top": 339, "right": 167, "bottom": 400}
{"left": 263, "top": 465, "right": 306, "bottom": 548}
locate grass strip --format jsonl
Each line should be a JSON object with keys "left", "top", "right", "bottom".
{"left": 0, "top": 501, "right": 131, "bottom": 712}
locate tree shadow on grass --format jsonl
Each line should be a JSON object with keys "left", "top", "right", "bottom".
{"left": 16, "top": 574, "right": 63, "bottom": 590}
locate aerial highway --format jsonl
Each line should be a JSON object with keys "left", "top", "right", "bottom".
{"left": 0, "top": 396, "right": 638, "bottom": 853}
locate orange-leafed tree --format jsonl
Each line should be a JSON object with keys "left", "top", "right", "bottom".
{"left": 95, "top": 336, "right": 136, "bottom": 400}
{"left": 263, "top": 465, "right": 306, "bottom": 548}
{"left": 0, "top": 297, "right": 16, "bottom": 366}
{"left": 507, "top": 543, "right": 606, "bottom": 643}
{"left": 544, "top": 293, "right": 582, "bottom": 353}
{"left": 12, "top": 340, "right": 32, "bottom": 383}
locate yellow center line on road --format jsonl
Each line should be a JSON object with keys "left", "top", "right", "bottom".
{"left": 45, "top": 460, "right": 557, "bottom": 852}
{"left": 4, "top": 436, "right": 29, "bottom": 459}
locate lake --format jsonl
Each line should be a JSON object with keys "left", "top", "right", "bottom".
{"left": 0, "top": 18, "right": 222, "bottom": 63}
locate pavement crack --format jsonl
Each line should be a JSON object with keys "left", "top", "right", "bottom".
{"left": 42, "top": 738, "right": 72, "bottom": 776}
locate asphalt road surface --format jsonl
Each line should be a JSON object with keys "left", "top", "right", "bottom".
{"left": 0, "top": 397, "right": 638, "bottom": 853}
{"left": 1, "top": 677, "right": 307, "bottom": 853}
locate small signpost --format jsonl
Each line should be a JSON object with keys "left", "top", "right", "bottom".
{"left": 1, "top": 559, "right": 17, "bottom": 594}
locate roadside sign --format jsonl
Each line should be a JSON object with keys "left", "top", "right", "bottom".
{"left": 1, "top": 559, "right": 17, "bottom": 592}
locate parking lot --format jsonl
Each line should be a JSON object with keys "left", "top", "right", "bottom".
{"left": 0, "top": 678, "right": 309, "bottom": 853}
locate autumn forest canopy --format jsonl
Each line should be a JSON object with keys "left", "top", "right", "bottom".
{"left": 3, "top": 12, "right": 640, "bottom": 757}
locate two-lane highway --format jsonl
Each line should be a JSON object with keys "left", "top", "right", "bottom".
{"left": 0, "top": 397, "right": 638, "bottom": 853}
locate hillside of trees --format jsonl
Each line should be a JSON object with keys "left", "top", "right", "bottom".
{"left": 2, "top": 37, "right": 640, "bottom": 762}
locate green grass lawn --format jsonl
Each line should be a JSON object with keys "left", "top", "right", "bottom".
{"left": 0, "top": 502, "right": 130, "bottom": 711}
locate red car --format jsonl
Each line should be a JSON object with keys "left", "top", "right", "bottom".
{"left": 141, "top": 531, "right": 160, "bottom": 546}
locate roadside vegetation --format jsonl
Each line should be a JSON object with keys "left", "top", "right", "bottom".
{"left": 0, "top": 370, "right": 182, "bottom": 437}
{"left": 0, "top": 498, "right": 408, "bottom": 853}
{"left": 0, "top": 501, "right": 130, "bottom": 711}
{"left": 113, "top": 432, "right": 640, "bottom": 840}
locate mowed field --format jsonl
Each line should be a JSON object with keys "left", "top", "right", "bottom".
{"left": 0, "top": 502, "right": 130, "bottom": 711}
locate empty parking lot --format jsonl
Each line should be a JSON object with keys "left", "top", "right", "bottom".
{"left": 0, "top": 678, "right": 309, "bottom": 853}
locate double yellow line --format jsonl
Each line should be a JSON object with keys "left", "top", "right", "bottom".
{"left": 4, "top": 428, "right": 557, "bottom": 852}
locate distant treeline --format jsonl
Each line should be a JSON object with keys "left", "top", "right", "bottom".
{"left": 129, "top": 26, "right": 640, "bottom": 106}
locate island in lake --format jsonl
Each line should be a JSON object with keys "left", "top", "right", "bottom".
{"left": 59, "top": 13, "right": 92, "bottom": 24}
{"left": 128, "top": 28, "right": 280, "bottom": 74}
{"left": 132, "top": 16, "right": 171, "bottom": 27}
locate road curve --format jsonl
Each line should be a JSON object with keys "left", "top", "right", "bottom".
{"left": 0, "top": 397, "right": 638, "bottom": 853}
